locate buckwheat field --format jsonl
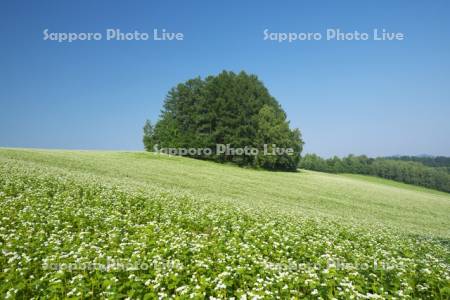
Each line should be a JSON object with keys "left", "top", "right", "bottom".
{"left": 0, "top": 149, "right": 449, "bottom": 299}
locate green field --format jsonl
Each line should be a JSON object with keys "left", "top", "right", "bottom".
{"left": 1, "top": 148, "right": 449, "bottom": 299}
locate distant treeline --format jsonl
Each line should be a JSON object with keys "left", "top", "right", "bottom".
{"left": 299, "top": 154, "right": 450, "bottom": 193}
{"left": 383, "top": 156, "right": 450, "bottom": 173}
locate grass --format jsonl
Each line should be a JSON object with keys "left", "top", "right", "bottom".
{"left": 0, "top": 148, "right": 449, "bottom": 299}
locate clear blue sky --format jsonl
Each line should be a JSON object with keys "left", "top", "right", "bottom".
{"left": 1, "top": 0, "right": 449, "bottom": 157}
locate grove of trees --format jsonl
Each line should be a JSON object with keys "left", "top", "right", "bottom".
{"left": 143, "top": 71, "right": 304, "bottom": 171}
{"left": 299, "top": 154, "right": 450, "bottom": 193}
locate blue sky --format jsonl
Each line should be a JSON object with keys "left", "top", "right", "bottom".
{"left": 1, "top": 0, "right": 449, "bottom": 157}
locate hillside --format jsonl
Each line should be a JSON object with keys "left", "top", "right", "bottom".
{"left": 0, "top": 148, "right": 449, "bottom": 299}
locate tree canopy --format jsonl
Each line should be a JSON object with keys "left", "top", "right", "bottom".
{"left": 143, "top": 71, "right": 303, "bottom": 171}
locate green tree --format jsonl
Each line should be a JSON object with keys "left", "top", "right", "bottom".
{"left": 255, "top": 105, "right": 303, "bottom": 170}
{"left": 145, "top": 71, "right": 304, "bottom": 171}
{"left": 142, "top": 120, "right": 154, "bottom": 151}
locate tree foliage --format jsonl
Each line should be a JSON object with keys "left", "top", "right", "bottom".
{"left": 299, "top": 154, "right": 450, "bottom": 193}
{"left": 383, "top": 155, "right": 450, "bottom": 173}
{"left": 142, "top": 120, "right": 154, "bottom": 152}
{"left": 143, "top": 71, "right": 303, "bottom": 171}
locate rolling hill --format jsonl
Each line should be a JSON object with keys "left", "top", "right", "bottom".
{"left": 0, "top": 148, "right": 449, "bottom": 299}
